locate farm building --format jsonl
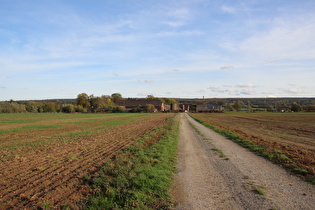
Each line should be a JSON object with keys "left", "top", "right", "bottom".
{"left": 196, "top": 103, "right": 223, "bottom": 112}
{"left": 179, "top": 104, "right": 190, "bottom": 112}
{"left": 115, "top": 99, "right": 166, "bottom": 112}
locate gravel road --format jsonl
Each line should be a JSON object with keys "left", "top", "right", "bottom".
{"left": 171, "top": 113, "right": 315, "bottom": 209}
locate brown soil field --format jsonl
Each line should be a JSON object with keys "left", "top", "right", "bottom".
{"left": 0, "top": 113, "right": 173, "bottom": 209}
{"left": 190, "top": 112, "right": 315, "bottom": 178}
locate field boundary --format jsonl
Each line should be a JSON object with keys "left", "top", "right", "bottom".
{"left": 189, "top": 114, "right": 315, "bottom": 184}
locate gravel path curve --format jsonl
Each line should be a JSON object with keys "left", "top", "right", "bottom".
{"left": 171, "top": 113, "right": 315, "bottom": 209}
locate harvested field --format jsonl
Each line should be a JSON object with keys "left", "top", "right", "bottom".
{"left": 190, "top": 112, "right": 315, "bottom": 181}
{"left": 0, "top": 113, "right": 173, "bottom": 209}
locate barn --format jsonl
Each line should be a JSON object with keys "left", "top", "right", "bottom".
{"left": 115, "top": 99, "right": 165, "bottom": 112}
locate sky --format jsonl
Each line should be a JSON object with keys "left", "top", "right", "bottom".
{"left": 1, "top": 0, "right": 315, "bottom": 100}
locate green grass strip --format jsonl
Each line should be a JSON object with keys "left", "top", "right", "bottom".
{"left": 83, "top": 115, "right": 179, "bottom": 209}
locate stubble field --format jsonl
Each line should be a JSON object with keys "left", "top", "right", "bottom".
{"left": 0, "top": 113, "right": 173, "bottom": 209}
{"left": 190, "top": 112, "right": 315, "bottom": 182}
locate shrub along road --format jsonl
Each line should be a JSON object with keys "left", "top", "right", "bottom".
{"left": 172, "top": 113, "right": 315, "bottom": 209}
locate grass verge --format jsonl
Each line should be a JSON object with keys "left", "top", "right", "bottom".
{"left": 189, "top": 114, "right": 315, "bottom": 185}
{"left": 82, "top": 115, "right": 179, "bottom": 209}
{"left": 254, "top": 187, "right": 266, "bottom": 195}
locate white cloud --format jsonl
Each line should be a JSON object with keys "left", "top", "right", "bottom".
{"left": 144, "top": 79, "right": 154, "bottom": 83}
{"left": 163, "top": 21, "right": 186, "bottom": 28}
{"left": 281, "top": 88, "right": 306, "bottom": 95}
{"left": 235, "top": 84, "right": 258, "bottom": 88}
{"left": 155, "top": 30, "right": 203, "bottom": 37}
{"left": 220, "top": 65, "right": 234, "bottom": 69}
{"left": 239, "top": 89, "right": 256, "bottom": 95}
{"left": 221, "top": 5, "right": 236, "bottom": 14}
{"left": 265, "top": 59, "right": 277, "bottom": 63}
{"left": 208, "top": 86, "right": 225, "bottom": 93}
{"left": 170, "top": 8, "right": 192, "bottom": 20}
{"left": 239, "top": 16, "right": 315, "bottom": 60}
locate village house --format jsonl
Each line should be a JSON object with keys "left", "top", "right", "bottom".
{"left": 179, "top": 104, "right": 190, "bottom": 112}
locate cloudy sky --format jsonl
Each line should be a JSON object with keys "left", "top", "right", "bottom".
{"left": 1, "top": 0, "right": 314, "bottom": 100}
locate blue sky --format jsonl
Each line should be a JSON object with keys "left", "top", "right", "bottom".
{"left": 1, "top": 0, "right": 315, "bottom": 100}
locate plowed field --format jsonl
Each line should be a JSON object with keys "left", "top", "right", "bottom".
{"left": 0, "top": 113, "right": 173, "bottom": 209}
{"left": 190, "top": 112, "right": 315, "bottom": 177}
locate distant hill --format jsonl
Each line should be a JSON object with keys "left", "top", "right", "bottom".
{"left": 11, "top": 97, "right": 315, "bottom": 107}
{"left": 176, "top": 97, "right": 315, "bottom": 106}
{"left": 17, "top": 98, "right": 77, "bottom": 104}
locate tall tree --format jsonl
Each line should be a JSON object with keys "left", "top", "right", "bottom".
{"left": 226, "top": 103, "right": 234, "bottom": 111}
{"left": 291, "top": 103, "right": 302, "bottom": 112}
{"left": 111, "top": 93, "right": 122, "bottom": 102}
{"left": 233, "top": 101, "right": 242, "bottom": 111}
{"left": 76, "top": 93, "right": 90, "bottom": 108}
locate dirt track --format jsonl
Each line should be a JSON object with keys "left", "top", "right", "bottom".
{"left": 172, "top": 113, "right": 315, "bottom": 209}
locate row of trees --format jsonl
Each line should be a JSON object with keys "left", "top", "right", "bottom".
{"left": 0, "top": 93, "right": 179, "bottom": 113}
{"left": 0, "top": 101, "right": 61, "bottom": 113}
{"left": 224, "top": 100, "right": 313, "bottom": 112}
{"left": 0, "top": 93, "right": 124, "bottom": 114}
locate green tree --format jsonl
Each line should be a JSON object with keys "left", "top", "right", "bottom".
{"left": 43, "top": 102, "right": 57, "bottom": 112}
{"left": 75, "top": 105, "right": 87, "bottom": 113}
{"left": 88, "top": 94, "right": 96, "bottom": 107}
{"left": 76, "top": 93, "right": 90, "bottom": 108}
{"left": 291, "top": 103, "right": 302, "bottom": 112}
{"left": 62, "top": 105, "right": 76, "bottom": 113}
{"left": 147, "top": 95, "right": 155, "bottom": 99}
{"left": 114, "top": 106, "right": 125, "bottom": 113}
{"left": 25, "top": 101, "right": 39, "bottom": 112}
{"left": 266, "top": 105, "right": 274, "bottom": 112}
{"left": 164, "top": 98, "right": 178, "bottom": 105}
{"left": 233, "top": 101, "right": 242, "bottom": 111}
{"left": 144, "top": 104, "right": 156, "bottom": 113}
{"left": 226, "top": 103, "right": 234, "bottom": 111}
{"left": 0, "top": 102, "right": 26, "bottom": 113}
{"left": 111, "top": 93, "right": 122, "bottom": 102}
{"left": 302, "top": 105, "right": 315, "bottom": 112}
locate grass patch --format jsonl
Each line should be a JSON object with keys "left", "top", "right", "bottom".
{"left": 82, "top": 115, "right": 179, "bottom": 209}
{"left": 211, "top": 148, "right": 227, "bottom": 159}
{"left": 254, "top": 187, "right": 266, "bottom": 195}
{"left": 188, "top": 121, "right": 204, "bottom": 137}
{"left": 66, "top": 154, "right": 78, "bottom": 161}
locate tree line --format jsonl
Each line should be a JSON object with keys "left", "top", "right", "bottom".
{"left": 178, "top": 98, "right": 315, "bottom": 112}
{"left": 0, "top": 93, "right": 179, "bottom": 113}
{"left": 223, "top": 100, "right": 313, "bottom": 112}
{"left": 0, "top": 93, "right": 123, "bottom": 113}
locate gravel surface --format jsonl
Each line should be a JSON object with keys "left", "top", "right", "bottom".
{"left": 171, "top": 113, "right": 315, "bottom": 209}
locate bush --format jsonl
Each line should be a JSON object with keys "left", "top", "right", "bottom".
{"left": 144, "top": 104, "right": 156, "bottom": 113}
{"left": 113, "top": 106, "right": 125, "bottom": 113}
{"left": 43, "top": 102, "right": 57, "bottom": 112}
{"left": 291, "top": 103, "right": 302, "bottom": 112}
{"left": 25, "top": 101, "right": 40, "bottom": 113}
{"left": 0, "top": 102, "right": 26, "bottom": 113}
{"left": 75, "top": 105, "right": 87, "bottom": 113}
{"left": 62, "top": 105, "right": 76, "bottom": 113}
{"left": 303, "top": 105, "right": 315, "bottom": 112}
